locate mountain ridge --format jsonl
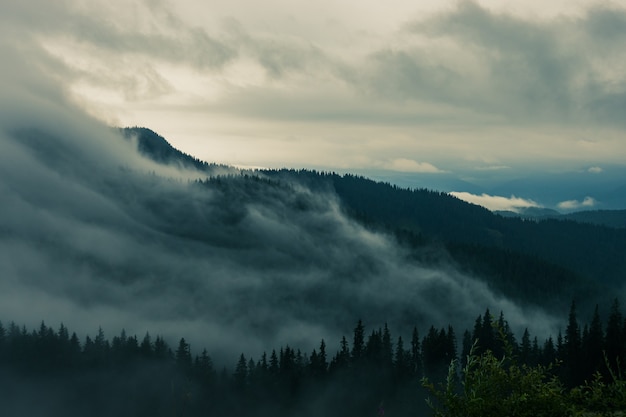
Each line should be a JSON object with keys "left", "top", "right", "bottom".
{"left": 126, "top": 127, "right": 626, "bottom": 315}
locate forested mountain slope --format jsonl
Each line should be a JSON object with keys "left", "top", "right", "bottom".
{"left": 263, "top": 169, "right": 626, "bottom": 308}
{"left": 561, "top": 209, "right": 626, "bottom": 229}
{"left": 124, "top": 128, "right": 626, "bottom": 314}
{"left": 10, "top": 125, "right": 565, "bottom": 365}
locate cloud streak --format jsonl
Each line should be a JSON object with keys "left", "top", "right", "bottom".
{"left": 450, "top": 192, "right": 541, "bottom": 212}
{"left": 557, "top": 196, "right": 597, "bottom": 210}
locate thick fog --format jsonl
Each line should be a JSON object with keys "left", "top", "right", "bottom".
{"left": 0, "top": 34, "right": 560, "bottom": 366}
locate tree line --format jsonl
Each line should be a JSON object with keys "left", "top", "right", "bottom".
{"left": 1, "top": 300, "right": 626, "bottom": 416}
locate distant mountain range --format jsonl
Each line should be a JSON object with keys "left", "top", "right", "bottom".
{"left": 496, "top": 207, "right": 626, "bottom": 229}
{"left": 358, "top": 166, "right": 626, "bottom": 213}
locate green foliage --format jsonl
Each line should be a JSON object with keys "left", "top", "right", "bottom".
{"left": 570, "top": 357, "right": 626, "bottom": 416}
{"left": 423, "top": 343, "right": 626, "bottom": 417}
{"left": 422, "top": 344, "right": 570, "bottom": 417}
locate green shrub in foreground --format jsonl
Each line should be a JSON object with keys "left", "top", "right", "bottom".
{"left": 570, "top": 358, "right": 626, "bottom": 416}
{"left": 422, "top": 345, "right": 570, "bottom": 417}
{"left": 423, "top": 344, "right": 626, "bottom": 417}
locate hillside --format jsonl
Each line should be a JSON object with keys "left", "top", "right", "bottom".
{"left": 261, "top": 168, "right": 626, "bottom": 309}
{"left": 124, "top": 128, "right": 626, "bottom": 314}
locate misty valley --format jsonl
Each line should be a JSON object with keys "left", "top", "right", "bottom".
{"left": 1, "top": 127, "right": 626, "bottom": 416}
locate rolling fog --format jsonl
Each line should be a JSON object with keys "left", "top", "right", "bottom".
{"left": 0, "top": 32, "right": 560, "bottom": 365}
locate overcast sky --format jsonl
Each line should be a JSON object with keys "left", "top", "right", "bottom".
{"left": 3, "top": 0, "right": 625, "bottom": 177}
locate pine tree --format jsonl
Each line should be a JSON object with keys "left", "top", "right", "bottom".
{"left": 269, "top": 349, "right": 279, "bottom": 375}
{"left": 330, "top": 335, "right": 350, "bottom": 372}
{"left": 0, "top": 321, "right": 5, "bottom": 359}
{"left": 586, "top": 305, "right": 604, "bottom": 378}
{"left": 175, "top": 338, "right": 192, "bottom": 372}
{"left": 410, "top": 327, "right": 422, "bottom": 377}
{"left": 481, "top": 309, "right": 495, "bottom": 354}
{"left": 308, "top": 339, "right": 327, "bottom": 378}
{"left": 309, "top": 349, "right": 320, "bottom": 377}
{"left": 605, "top": 299, "right": 623, "bottom": 373}
{"left": 233, "top": 353, "right": 248, "bottom": 390}
{"left": 422, "top": 326, "right": 445, "bottom": 378}
{"left": 382, "top": 323, "right": 393, "bottom": 368}
{"left": 395, "top": 336, "right": 411, "bottom": 381}
{"left": 564, "top": 301, "right": 582, "bottom": 386}
{"left": 140, "top": 332, "right": 153, "bottom": 357}
{"left": 622, "top": 315, "right": 626, "bottom": 372}
{"left": 366, "top": 329, "right": 382, "bottom": 363}
{"left": 154, "top": 336, "right": 168, "bottom": 359}
{"left": 196, "top": 348, "right": 215, "bottom": 385}
{"left": 352, "top": 320, "right": 365, "bottom": 361}
{"left": 445, "top": 326, "right": 458, "bottom": 364}
{"left": 531, "top": 337, "right": 541, "bottom": 367}
{"left": 247, "top": 357, "right": 256, "bottom": 382}
{"left": 556, "top": 331, "right": 564, "bottom": 362}
{"left": 125, "top": 335, "right": 139, "bottom": 359}
{"left": 461, "top": 329, "right": 473, "bottom": 368}
{"left": 542, "top": 336, "right": 556, "bottom": 366}
{"left": 319, "top": 339, "right": 328, "bottom": 373}
{"left": 520, "top": 328, "right": 531, "bottom": 365}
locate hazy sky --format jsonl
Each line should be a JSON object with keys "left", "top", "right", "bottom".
{"left": 4, "top": 0, "right": 625, "bottom": 177}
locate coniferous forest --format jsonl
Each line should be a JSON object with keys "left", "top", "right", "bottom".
{"left": 2, "top": 300, "right": 626, "bottom": 416}
{"left": 2, "top": 129, "right": 626, "bottom": 417}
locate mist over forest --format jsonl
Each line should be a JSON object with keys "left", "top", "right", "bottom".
{"left": 2, "top": 116, "right": 568, "bottom": 364}
{"left": 1, "top": 43, "right": 625, "bottom": 364}
{"left": 2, "top": 8, "right": 626, "bottom": 413}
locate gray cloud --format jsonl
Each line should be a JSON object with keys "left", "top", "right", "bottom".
{"left": 359, "top": 1, "right": 626, "bottom": 126}
{"left": 0, "top": 0, "right": 237, "bottom": 106}
{"left": 4, "top": 0, "right": 625, "bottom": 174}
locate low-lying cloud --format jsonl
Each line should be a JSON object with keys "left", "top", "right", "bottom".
{"left": 450, "top": 192, "right": 541, "bottom": 212}
{"left": 385, "top": 158, "right": 445, "bottom": 173}
{"left": 557, "top": 196, "right": 597, "bottom": 210}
